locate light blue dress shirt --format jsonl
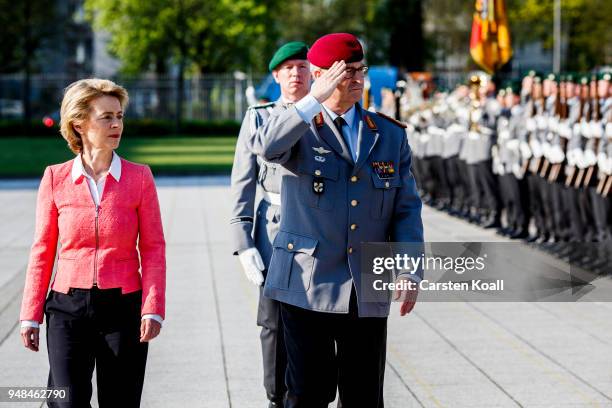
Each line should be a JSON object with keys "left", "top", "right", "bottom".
{"left": 295, "top": 95, "right": 359, "bottom": 161}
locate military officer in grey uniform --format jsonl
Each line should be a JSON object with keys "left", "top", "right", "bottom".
{"left": 247, "top": 33, "right": 423, "bottom": 408}
{"left": 229, "top": 41, "right": 310, "bottom": 408}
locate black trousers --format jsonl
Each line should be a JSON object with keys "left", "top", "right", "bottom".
{"left": 475, "top": 160, "right": 501, "bottom": 214}
{"left": 258, "top": 287, "right": 287, "bottom": 403}
{"left": 280, "top": 290, "right": 388, "bottom": 408}
{"left": 45, "top": 288, "right": 148, "bottom": 408}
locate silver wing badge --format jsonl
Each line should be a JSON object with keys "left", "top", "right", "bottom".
{"left": 312, "top": 146, "right": 332, "bottom": 155}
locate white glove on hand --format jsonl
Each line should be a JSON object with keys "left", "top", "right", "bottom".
{"left": 581, "top": 120, "right": 592, "bottom": 138}
{"left": 566, "top": 148, "right": 579, "bottom": 167}
{"left": 238, "top": 247, "right": 265, "bottom": 286}
{"left": 530, "top": 139, "right": 543, "bottom": 158}
{"left": 549, "top": 145, "right": 565, "bottom": 164}
{"left": 590, "top": 122, "right": 603, "bottom": 138}
{"left": 506, "top": 139, "right": 519, "bottom": 151}
{"left": 597, "top": 153, "right": 608, "bottom": 174}
{"left": 520, "top": 141, "right": 532, "bottom": 159}
{"left": 584, "top": 150, "right": 597, "bottom": 167}
{"left": 559, "top": 122, "right": 572, "bottom": 139}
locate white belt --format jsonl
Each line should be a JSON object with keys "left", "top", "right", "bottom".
{"left": 262, "top": 191, "right": 281, "bottom": 206}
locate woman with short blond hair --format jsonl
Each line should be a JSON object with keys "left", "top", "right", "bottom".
{"left": 20, "top": 78, "right": 166, "bottom": 407}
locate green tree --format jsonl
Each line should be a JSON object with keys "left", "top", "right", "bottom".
{"left": 85, "top": 0, "right": 276, "bottom": 129}
{"left": 0, "top": 0, "right": 67, "bottom": 124}
{"left": 508, "top": 0, "right": 612, "bottom": 71}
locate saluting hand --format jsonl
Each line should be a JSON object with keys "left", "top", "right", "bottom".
{"left": 20, "top": 326, "right": 40, "bottom": 352}
{"left": 393, "top": 276, "right": 419, "bottom": 316}
{"left": 310, "top": 60, "right": 348, "bottom": 103}
{"left": 140, "top": 318, "right": 162, "bottom": 342}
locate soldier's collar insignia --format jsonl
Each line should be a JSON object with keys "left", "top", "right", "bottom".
{"left": 315, "top": 112, "right": 324, "bottom": 128}
{"left": 364, "top": 114, "right": 378, "bottom": 131}
{"left": 371, "top": 160, "right": 395, "bottom": 179}
{"left": 376, "top": 111, "right": 408, "bottom": 129}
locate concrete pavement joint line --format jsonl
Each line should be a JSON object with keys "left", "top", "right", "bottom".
{"left": 461, "top": 302, "right": 603, "bottom": 408}
{"left": 201, "top": 191, "right": 233, "bottom": 408}
{"left": 413, "top": 310, "right": 524, "bottom": 407}
{"left": 466, "top": 302, "right": 612, "bottom": 404}
{"left": 530, "top": 303, "right": 612, "bottom": 347}
{"left": 386, "top": 345, "right": 439, "bottom": 408}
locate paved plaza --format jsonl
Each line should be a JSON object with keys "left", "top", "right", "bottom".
{"left": 0, "top": 176, "right": 611, "bottom": 407}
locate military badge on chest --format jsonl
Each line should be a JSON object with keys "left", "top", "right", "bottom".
{"left": 372, "top": 161, "right": 395, "bottom": 179}
{"left": 312, "top": 178, "right": 325, "bottom": 194}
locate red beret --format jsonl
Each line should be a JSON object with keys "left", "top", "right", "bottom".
{"left": 307, "top": 33, "right": 364, "bottom": 69}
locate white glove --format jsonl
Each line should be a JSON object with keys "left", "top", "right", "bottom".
{"left": 526, "top": 118, "right": 537, "bottom": 132}
{"left": 590, "top": 122, "right": 603, "bottom": 138}
{"left": 559, "top": 121, "right": 572, "bottom": 139}
{"left": 548, "top": 116, "right": 559, "bottom": 133}
{"left": 536, "top": 115, "right": 548, "bottom": 130}
{"left": 581, "top": 120, "right": 592, "bottom": 138}
{"left": 566, "top": 148, "right": 579, "bottom": 167}
{"left": 498, "top": 129, "right": 510, "bottom": 140}
{"left": 520, "top": 141, "right": 532, "bottom": 159}
{"left": 575, "top": 150, "right": 587, "bottom": 169}
{"left": 512, "top": 163, "right": 524, "bottom": 179}
{"left": 597, "top": 153, "right": 608, "bottom": 174}
{"left": 584, "top": 150, "right": 597, "bottom": 167}
{"left": 606, "top": 123, "right": 612, "bottom": 138}
{"left": 238, "top": 247, "right": 265, "bottom": 286}
{"left": 549, "top": 145, "right": 565, "bottom": 164}
{"left": 530, "top": 139, "right": 543, "bottom": 158}
{"left": 506, "top": 139, "right": 520, "bottom": 151}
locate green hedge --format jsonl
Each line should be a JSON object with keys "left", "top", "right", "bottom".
{"left": 0, "top": 119, "right": 241, "bottom": 137}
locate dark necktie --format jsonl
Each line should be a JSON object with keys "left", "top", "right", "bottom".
{"left": 334, "top": 116, "right": 347, "bottom": 134}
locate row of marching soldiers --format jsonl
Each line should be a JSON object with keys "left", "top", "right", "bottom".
{"left": 406, "top": 70, "right": 612, "bottom": 271}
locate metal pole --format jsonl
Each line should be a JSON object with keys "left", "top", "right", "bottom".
{"left": 553, "top": 0, "right": 561, "bottom": 73}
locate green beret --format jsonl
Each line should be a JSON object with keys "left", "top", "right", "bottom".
{"left": 268, "top": 42, "right": 309, "bottom": 72}
{"left": 564, "top": 72, "right": 575, "bottom": 83}
{"left": 546, "top": 73, "right": 557, "bottom": 82}
{"left": 599, "top": 72, "right": 611, "bottom": 81}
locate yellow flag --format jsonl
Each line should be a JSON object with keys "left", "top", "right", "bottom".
{"left": 470, "top": 0, "right": 513, "bottom": 74}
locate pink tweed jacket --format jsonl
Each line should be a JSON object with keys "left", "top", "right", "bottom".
{"left": 20, "top": 158, "right": 166, "bottom": 323}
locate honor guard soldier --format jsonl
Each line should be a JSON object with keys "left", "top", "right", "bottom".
{"left": 229, "top": 41, "right": 310, "bottom": 408}
{"left": 494, "top": 84, "right": 530, "bottom": 238}
{"left": 247, "top": 33, "right": 423, "bottom": 408}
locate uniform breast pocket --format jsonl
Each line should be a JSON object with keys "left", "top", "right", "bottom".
{"left": 267, "top": 231, "right": 318, "bottom": 292}
{"left": 370, "top": 173, "right": 402, "bottom": 219}
{"left": 297, "top": 156, "right": 339, "bottom": 211}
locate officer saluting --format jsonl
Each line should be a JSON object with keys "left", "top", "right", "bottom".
{"left": 229, "top": 41, "right": 310, "bottom": 408}
{"left": 248, "top": 33, "right": 423, "bottom": 407}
